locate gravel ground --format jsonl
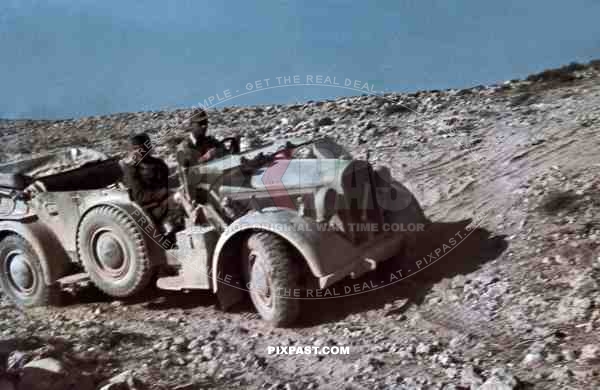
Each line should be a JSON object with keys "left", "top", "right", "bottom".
{"left": 1, "top": 60, "right": 600, "bottom": 389}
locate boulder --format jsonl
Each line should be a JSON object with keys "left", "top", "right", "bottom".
{"left": 18, "top": 358, "right": 94, "bottom": 390}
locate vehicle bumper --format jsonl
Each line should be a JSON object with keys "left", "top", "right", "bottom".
{"left": 317, "top": 233, "right": 404, "bottom": 289}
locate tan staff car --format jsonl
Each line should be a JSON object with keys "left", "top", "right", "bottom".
{"left": 0, "top": 139, "right": 426, "bottom": 326}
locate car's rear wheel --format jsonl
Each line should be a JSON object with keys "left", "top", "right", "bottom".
{"left": 77, "top": 206, "right": 153, "bottom": 298}
{"left": 0, "top": 235, "right": 53, "bottom": 308}
{"left": 243, "top": 232, "right": 300, "bottom": 326}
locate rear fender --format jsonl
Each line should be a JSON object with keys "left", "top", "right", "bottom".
{"left": 0, "top": 220, "right": 71, "bottom": 285}
{"left": 211, "top": 208, "right": 353, "bottom": 293}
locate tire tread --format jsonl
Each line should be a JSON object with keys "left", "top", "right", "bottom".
{"left": 76, "top": 206, "right": 152, "bottom": 297}
{"left": 0, "top": 234, "right": 53, "bottom": 308}
{"left": 246, "top": 232, "right": 300, "bottom": 326}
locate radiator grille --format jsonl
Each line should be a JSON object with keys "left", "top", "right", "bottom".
{"left": 340, "top": 161, "right": 383, "bottom": 244}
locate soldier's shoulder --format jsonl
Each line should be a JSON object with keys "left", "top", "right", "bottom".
{"left": 177, "top": 139, "right": 197, "bottom": 153}
{"left": 176, "top": 139, "right": 188, "bottom": 150}
{"left": 118, "top": 158, "right": 137, "bottom": 183}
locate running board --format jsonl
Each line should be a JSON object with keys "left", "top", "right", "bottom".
{"left": 56, "top": 272, "right": 90, "bottom": 286}
{"left": 156, "top": 274, "right": 210, "bottom": 291}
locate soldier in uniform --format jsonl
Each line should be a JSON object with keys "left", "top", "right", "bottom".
{"left": 177, "top": 108, "right": 223, "bottom": 168}
{"left": 120, "top": 133, "right": 170, "bottom": 223}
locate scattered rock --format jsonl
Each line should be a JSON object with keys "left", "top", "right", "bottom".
{"left": 556, "top": 296, "right": 592, "bottom": 323}
{"left": 19, "top": 358, "right": 94, "bottom": 390}
{"left": 461, "top": 365, "right": 484, "bottom": 388}
{"left": 416, "top": 343, "right": 433, "bottom": 355}
{"left": 522, "top": 352, "right": 543, "bottom": 367}
{"left": 479, "top": 367, "right": 520, "bottom": 390}
{"left": 99, "top": 370, "right": 147, "bottom": 390}
{"left": 569, "top": 274, "right": 599, "bottom": 295}
{"left": 579, "top": 344, "right": 600, "bottom": 362}
{"left": 1, "top": 59, "right": 600, "bottom": 390}
{"left": 172, "top": 336, "right": 187, "bottom": 346}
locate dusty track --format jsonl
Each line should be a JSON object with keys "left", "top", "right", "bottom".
{"left": 1, "top": 61, "right": 600, "bottom": 389}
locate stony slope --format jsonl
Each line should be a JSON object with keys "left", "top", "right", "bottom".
{"left": 1, "top": 61, "right": 600, "bottom": 389}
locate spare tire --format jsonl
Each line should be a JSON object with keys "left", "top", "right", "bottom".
{"left": 77, "top": 206, "right": 153, "bottom": 297}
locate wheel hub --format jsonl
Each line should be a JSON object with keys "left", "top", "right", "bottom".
{"left": 94, "top": 232, "right": 125, "bottom": 271}
{"left": 8, "top": 253, "right": 34, "bottom": 292}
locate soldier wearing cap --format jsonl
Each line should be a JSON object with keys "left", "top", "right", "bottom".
{"left": 177, "top": 108, "right": 224, "bottom": 168}
{"left": 120, "top": 133, "right": 170, "bottom": 222}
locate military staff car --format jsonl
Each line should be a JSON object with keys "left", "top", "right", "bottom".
{"left": 0, "top": 138, "right": 426, "bottom": 326}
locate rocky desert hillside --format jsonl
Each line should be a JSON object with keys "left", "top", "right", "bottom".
{"left": 1, "top": 60, "right": 600, "bottom": 389}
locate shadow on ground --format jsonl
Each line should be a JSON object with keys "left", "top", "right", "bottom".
{"left": 58, "top": 218, "right": 506, "bottom": 326}
{"left": 295, "top": 218, "right": 508, "bottom": 327}
{"left": 59, "top": 276, "right": 218, "bottom": 310}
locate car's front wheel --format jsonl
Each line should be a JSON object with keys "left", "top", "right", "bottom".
{"left": 0, "top": 234, "right": 53, "bottom": 308}
{"left": 243, "top": 232, "right": 300, "bottom": 326}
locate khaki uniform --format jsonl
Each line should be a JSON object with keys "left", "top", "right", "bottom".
{"left": 176, "top": 137, "right": 223, "bottom": 168}
{"left": 120, "top": 155, "right": 170, "bottom": 222}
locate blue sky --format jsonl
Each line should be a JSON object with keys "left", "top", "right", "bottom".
{"left": 1, "top": 0, "right": 599, "bottom": 119}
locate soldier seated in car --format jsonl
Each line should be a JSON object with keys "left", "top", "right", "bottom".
{"left": 177, "top": 108, "right": 225, "bottom": 168}
{"left": 120, "top": 133, "right": 177, "bottom": 234}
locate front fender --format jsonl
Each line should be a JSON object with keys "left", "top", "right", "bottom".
{"left": 0, "top": 220, "right": 71, "bottom": 285}
{"left": 78, "top": 193, "right": 168, "bottom": 266}
{"left": 78, "top": 192, "right": 149, "bottom": 230}
{"left": 211, "top": 208, "right": 354, "bottom": 292}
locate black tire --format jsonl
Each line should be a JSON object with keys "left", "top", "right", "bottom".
{"left": 244, "top": 232, "right": 300, "bottom": 326}
{"left": 77, "top": 206, "right": 153, "bottom": 298}
{"left": 0, "top": 235, "right": 53, "bottom": 308}
{"left": 385, "top": 181, "right": 429, "bottom": 226}
{"left": 385, "top": 196, "right": 429, "bottom": 227}
{"left": 384, "top": 186, "right": 429, "bottom": 260}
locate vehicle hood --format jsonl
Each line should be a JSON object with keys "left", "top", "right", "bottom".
{"left": 248, "top": 158, "right": 352, "bottom": 191}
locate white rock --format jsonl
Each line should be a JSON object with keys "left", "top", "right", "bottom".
{"left": 201, "top": 344, "right": 215, "bottom": 360}
{"left": 100, "top": 370, "right": 146, "bottom": 390}
{"left": 556, "top": 296, "right": 591, "bottom": 323}
{"left": 187, "top": 337, "right": 203, "bottom": 350}
{"left": 415, "top": 342, "right": 432, "bottom": 355}
{"left": 579, "top": 344, "right": 599, "bottom": 362}
{"left": 569, "top": 274, "right": 598, "bottom": 295}
{"left": 478, "top": 367, "right": 519, "bottom": 390}
{"left": 172, "top": 336, "right": 187, "bottom": 345}
{"left": 521, "top": 352, "right": 543, "bottom": 367}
